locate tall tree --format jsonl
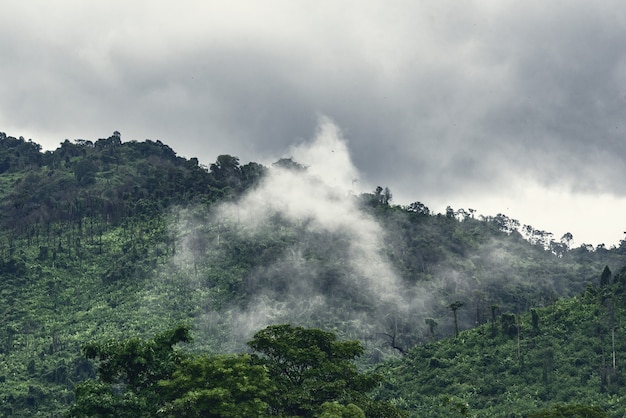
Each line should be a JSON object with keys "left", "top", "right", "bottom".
{"left": 210, "top": 154, "right": 241, "bottom": 191}
{"left": 600, "top": 265, "right": 612, "bottom": 287}
{"left": 247, "top": 324, "right": 399, "bottom": 417}
{"left": 425, "top": 318, "right": 438, "bottom": 343}
{"left": 68, "top": 325, "right": 191, "bottom": 417}
{"left": 449, "top": 301, "right": 464, "bottom": 338}
{"left": 157, "top": 354, "right": 274, "bottom": 417}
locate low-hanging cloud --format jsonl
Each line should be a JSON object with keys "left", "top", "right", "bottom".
{"left": 147, "top": 117, "right": 603, "bottom": 356}
{"left": 169, "top": 117, "right": 419, "bottom": 351}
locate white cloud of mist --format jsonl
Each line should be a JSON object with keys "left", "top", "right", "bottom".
{"left": 289, "top": 118, "right": 361, "bottom": 191}
{"left": 219, "top": 118, "right": 364, "bottom": 232}
{"left": 222, "top": 117, "right": 402, "bottom": 296}
{"left": 186, "top": 118, "right": 414, "bottom": 348}
{"left": 154, "top": 117, "right": 604, "bottom": 355}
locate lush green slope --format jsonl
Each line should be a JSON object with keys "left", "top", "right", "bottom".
{"left": 0, "top": 133, "right": 264, "bottom": 416}
{"left": 374, "top": 272, "right": 626, "bottom": 417}
{"left": 364, "top": 203, "right": 626, "bottom": 351}
{"left": 1, "top": 131, "right": 626, "bottom": 416}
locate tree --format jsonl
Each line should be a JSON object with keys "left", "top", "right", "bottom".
{"left": 542, "top": 348, "right": 554, "bottom": 384}
{"left": 598, "top": 271, "right": 619, "bottom": 392}
{"left": 371, "top": 186, "right": 392, "bottom": 205}
{"left": 493, "top": 213, "right": 520, "bottom": 234}
{"left": 240, "top": 161, "right": 267, "bottom": 189}
{"left": 449, "top": 301, "right": 464, "bottom": 338}
{"left": 600, "top": 265, "right": 612, "bottom": 287}
{"left": 68, "top": 325, "right": 192, "bottom": 417}
{"left": 272, "top": 157, "right": 306, "bottom": 171}
{"left": 531, "top": 308, "right": 540, "bottom": 335}
{"left": 406, "top": 201, "right": 430, "bottom": 216}
{"left": 381, "top": 314, "right": 409, "bottom": 355}
{"left": 561, "top": 232, "right": 573, "bottom": 247}
{"left": 70, "top": 327, "right": 275, "bottom": 418}
{"left": 501, "top": 313, "right": 518, "bottom": 337}
{"left": 382, "top": 187, "right": 392, "bottom": 205}
{"left": 70, "top": 325, "right": 402, "bottom": 418}
{"left": 157, "top": 354, "right": 274, "bottom": 417}
{"left": 425, "top": 318, "right": 438, "bottom": 343}
{"left": 247, "top": 324, "right": 392, "bottom": 417}
{"left": 549, "top": 239, "right": 568, "bottom": 257}
{"left": 210, "top": 154, "right": 241, "bottom": 191}
{"left": 489, "top": 304, "right": 499, "bottom": 337}
{"left": 74, "top": 158, "right": 98, "bottom": 185}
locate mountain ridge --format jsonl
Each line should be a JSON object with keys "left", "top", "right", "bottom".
{"left": 1, "top": 131, "right": 625, "bottom": 416}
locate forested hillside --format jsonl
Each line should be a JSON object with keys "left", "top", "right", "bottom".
{"left": 1, "top": 131, "right": 625, "bottom": 416}
{"left": 374, "top": 270, "right": 626, "bottom": 417}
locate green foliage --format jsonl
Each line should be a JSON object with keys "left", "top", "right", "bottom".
{"left": 601, "top": 265, "right": 612, "bottom": 287}
{"left": 69, "top": 325, "right": 396, "bottom": 418}
{"left": 529, "top": 403, "right": 608, "bottom": 417}
{"left": 3, "top": 133, "right": 626, "bottom": 416}
{"left": 319, "top": 402, "right": 365, "bottom": 418}
{"left": 157, "top": 354, "right": 273, "bottom": 417}
{"left": 81, "top": 325, "right": 191, "bottom": 387}
{"left": 449, "top": 301, "right": 464, "bottom": 338}
{"left": 0, "top": 134, "right": 256, "bottom": 236}
{"left": 373, "top": 278, "right": 626, "bottom": 417}
{"left": 0, "top": 133, "right": 42, "bottom": 173}
{"left": 0, "top": 134, "right": 271, "bottom": 416}
{"left": 69, "top": 380, "right": 147, "bottom": 418}
{"left": 68, "top": 325, "right": 191, "bottom": 417}
{"left": 247, "top": 324, "right": 388, "bottom": 417}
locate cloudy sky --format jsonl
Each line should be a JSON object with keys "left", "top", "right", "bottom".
{"left": 2, "top": 1, "right": 626, "bottom": 247}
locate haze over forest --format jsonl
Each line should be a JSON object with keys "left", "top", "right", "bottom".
{"left": 4, "top": 3, "right": 626, "bottom": 416}
{"left": 2, "top": 128, "right": 626, "bottom": 416}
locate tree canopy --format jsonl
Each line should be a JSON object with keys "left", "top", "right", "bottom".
{"left": 68, "top": 324, "right": 404, "bottom": 417}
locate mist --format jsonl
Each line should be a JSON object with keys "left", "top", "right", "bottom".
{"left": 146, "top": 117, "right": 609, "bottom": 358}
{"left": 158, "top": 117, "right": 428, "bottom": 354}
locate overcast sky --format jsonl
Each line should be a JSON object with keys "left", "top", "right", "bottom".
{"left": 2, "top": 1, "right": 626, "bottom": 247}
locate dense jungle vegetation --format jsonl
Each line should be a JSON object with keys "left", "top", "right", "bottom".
{"left": 374, "top": 271, "right": 626, "bottom": 417}
{"left": 1, "top": 131, "right": 626, "bottom": 416}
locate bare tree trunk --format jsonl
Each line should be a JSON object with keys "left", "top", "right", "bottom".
{"left": 611, "top": 316, "right": 617, "bottom": 371}
{"left": 517, "top": 314, "right": 522, "bottom": 370}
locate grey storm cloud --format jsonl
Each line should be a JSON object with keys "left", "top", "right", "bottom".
{"left": 2, "top": 0, "right": 626, "bottom": 245}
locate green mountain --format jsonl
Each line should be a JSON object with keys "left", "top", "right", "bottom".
{"left": 0, "top": 131, "right": 625, "bottom": 416}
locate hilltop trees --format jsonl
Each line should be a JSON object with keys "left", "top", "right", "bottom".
{"left": 406, "top": 201, "right": 430, "bottom": 216}
{"left": 363, "top": 186, "right": 394, "bottom": 207}
{"left": 0, "top": 132, "right": 42, "bottom": 172}
{"left": 0, "top": 135, "right": 267, "bottom": 238}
